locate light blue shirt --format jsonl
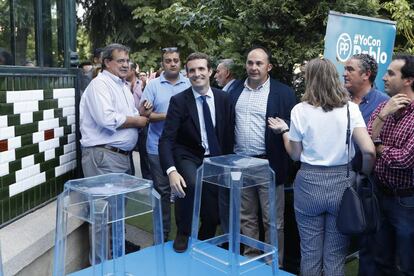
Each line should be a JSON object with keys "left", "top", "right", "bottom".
{"left": 358, "top": 88, "right": 389, "bottom": 124}
{"left": 141, "top": 72, "right": 191, "bottom": 155}
{"left": 80, "top": 70, "right": 139, "bottom": 151}
{"left": 192, "top": 88, "right": 216, "bottom": 155}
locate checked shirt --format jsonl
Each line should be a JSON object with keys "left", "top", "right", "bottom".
{"left": 367, "top": 101, "right": 414, "bottom": 191}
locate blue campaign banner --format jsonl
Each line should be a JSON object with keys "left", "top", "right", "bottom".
{"left": 324, "top": 11, "right": 396, "bottom": 92}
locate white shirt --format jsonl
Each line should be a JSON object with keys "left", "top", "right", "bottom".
{"left": 222, "top": 79, "right": 236, "bottom": 92}
{"left": 80, "top": 70, "right": 139, "bottom": 151}
{"left": 234, "top": 77, "right": 270, "bottom": 156}
{"left": 288, "top": 101, "right": 365, "bottom": 166}
{"left": 192, "top": 88, "right": 216, "bottom": 155}
{"left": 166, "top": 87, "right": 216, "bottom": 175}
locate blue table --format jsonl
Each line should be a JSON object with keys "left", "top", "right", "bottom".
{"left": 70, "top": 241, "right": 294, "bottom": 275}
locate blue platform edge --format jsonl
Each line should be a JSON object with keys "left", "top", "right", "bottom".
{"left": 69, "top": 241, "right": 295, "bottom": 276}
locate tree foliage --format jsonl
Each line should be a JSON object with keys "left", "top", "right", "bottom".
{"left": 77, "top": 0, "right": 413, "bottom": 82}
{"left": 76, "top": 24, "right": 92, "bottom": 61}
{"left": 382, "top": 0, "right": 414, "bottom": 54}
{"left": 124, "top": 0, "right": 382, "bottom": 82}
{"left": 77, "top": 0, "right": 138, "bottom": 50}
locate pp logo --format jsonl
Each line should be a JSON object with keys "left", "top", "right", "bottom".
{"left": 336, "top": 33, "right": 352, "bottom": 62}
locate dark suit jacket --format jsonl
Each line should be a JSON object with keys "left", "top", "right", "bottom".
{"left": 159, "top": 87, "right": 233, "bottom": 172}
{"left": 229, "top": 78, "right": 297, "bottom": 185}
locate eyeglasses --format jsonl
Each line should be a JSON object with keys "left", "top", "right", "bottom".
{"left": 112, "top": 58, "right": 130, "bottom": 64}
{"left": 162, "top": 47, "right": 178, "bottom": 53}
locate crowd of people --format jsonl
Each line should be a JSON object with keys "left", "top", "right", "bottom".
{"left": 78, "top": 42, "right": 414, "bottom": 276}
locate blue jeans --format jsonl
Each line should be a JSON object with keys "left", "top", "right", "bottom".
{"left": 357, "top": 234, "right": 377, "bottom": 276}
{"left": 374, "top": 193, "right": 414, "bottom": 276}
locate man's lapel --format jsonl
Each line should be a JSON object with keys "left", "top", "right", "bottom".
{"left": 266, "top": 78, "right": 278, "bottom": 118}
{"left": 213, "top": 89, "right": 223, "bottom": 138}
{"left": 185, "top": 89, "right": 201, "bottom": 136}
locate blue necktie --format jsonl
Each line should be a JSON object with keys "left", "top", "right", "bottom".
{"left": 200, "top": 95, "right": 221, "bottom": 156}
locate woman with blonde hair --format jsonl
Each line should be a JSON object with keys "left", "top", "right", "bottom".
{"left": 268, "top": 58, "right": 375, "bottom": 276}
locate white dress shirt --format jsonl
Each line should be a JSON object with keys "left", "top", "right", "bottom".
{"left": 222, "top": 79, "right": 236, "bottom": 92}
{"left": 192, "top": 88, "right": 216, "bottom": 155}
{"left": 166, "top": 88, "right": 216, "bottom": 175}
{"left": 80, "top": 70, "right": 139, "bottom": 151}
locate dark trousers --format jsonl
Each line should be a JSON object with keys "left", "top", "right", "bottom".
{"left": 137, "top": 126, "right": 152, "bottom": 180}
{"left": 358, "top": 234, "right": 377, "bottom": 276}
{"left": 148, "top": 154, "right": 171, "bottom": 238}
{"left": 358, "top": 177, "right": 379, "bottom": 276}
{"left": 175, "top": 158, "right": 220, "bottom": 239}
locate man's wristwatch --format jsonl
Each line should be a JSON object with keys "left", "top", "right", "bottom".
{"left": 280, "top": 128, "right": 289, "bottom": 135}
{"left": 373, "top": 138, "right": 382, "bottom": 146}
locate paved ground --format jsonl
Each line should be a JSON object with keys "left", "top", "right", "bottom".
{"left": 126, "top": 152, "right": 154, "bottom": 248}
{"left": 126, "top": 223, "right": 153, "bottom": 248}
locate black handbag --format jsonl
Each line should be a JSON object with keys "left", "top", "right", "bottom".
{"left": 336, "top": 103, "right": 381, "bottom": 235}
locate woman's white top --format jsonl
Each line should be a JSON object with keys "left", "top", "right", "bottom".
{"left": 288, "top": 101, "right": 365, "bottom": 166}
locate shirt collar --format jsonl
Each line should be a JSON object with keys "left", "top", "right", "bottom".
{"left": 223, "top": 79, "right": 236, "bottom": 91}
{"left": 243, "top": 76, "right": 270, "bottom": 91}
{"left": 391, "top": 99, "right": 414, "bottom": 120}
{"left": 360, "top": 87, "right": 376, "bottom": 104}
{"left": 192, "top": 87, "right": 213, "bottom": 100}
{"left": 102, "top": 70, "right": 127, "bottom": 85}
{"left": 403, "top": 100, "right": 414, "bottom": 114}
{"left": 160, "top": 72, "right": 186, "bottom": 84}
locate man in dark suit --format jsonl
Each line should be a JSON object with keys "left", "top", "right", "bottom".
{"left": 159, "top": 52, "right": 233, "bottom": 253}
{"left": 229, "top": 46, "right": 296, "bottom": 266}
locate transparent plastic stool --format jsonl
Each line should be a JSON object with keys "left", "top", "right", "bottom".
{"left": 53, "top": 173, "right": 165, "bottom": 276}
{"left": 191, "top": 154, "right": 278, "bottom": 275}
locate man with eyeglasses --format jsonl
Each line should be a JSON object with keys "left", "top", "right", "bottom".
{"left": 80, "top": 43, "right": 152, "bottom": 177}
{"left": 140, "top": 47, "right": 191, "bottom": 241}
{"left": 80, "top": 43, "right": 153, "bottom": 261}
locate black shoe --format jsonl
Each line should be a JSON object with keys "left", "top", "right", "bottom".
{"left": 125, "top": 240, "right": 141, "bottom": 254}
{"left": 173, "top": 234, "right": 189, "bottom": 253}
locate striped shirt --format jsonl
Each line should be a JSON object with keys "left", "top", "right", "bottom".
{"left": 130, "top": 79, "right": 143, "bottom": 110}
{"left": 234, "top": 77, "right": 270, "bottom": 156}
{"left": 367, "top": 100, "right": 414, "bottom": 191}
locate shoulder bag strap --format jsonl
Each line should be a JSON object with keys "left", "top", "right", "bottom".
{"left": 346, "top": 102, "right": 351, "bottom": 178}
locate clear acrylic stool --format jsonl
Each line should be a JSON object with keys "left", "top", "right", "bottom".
{"left": 53, "top": 173, "right": 165, "bottom": 276}
{"left": 191, "top": 154, "right": 278, "bottom": 275}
